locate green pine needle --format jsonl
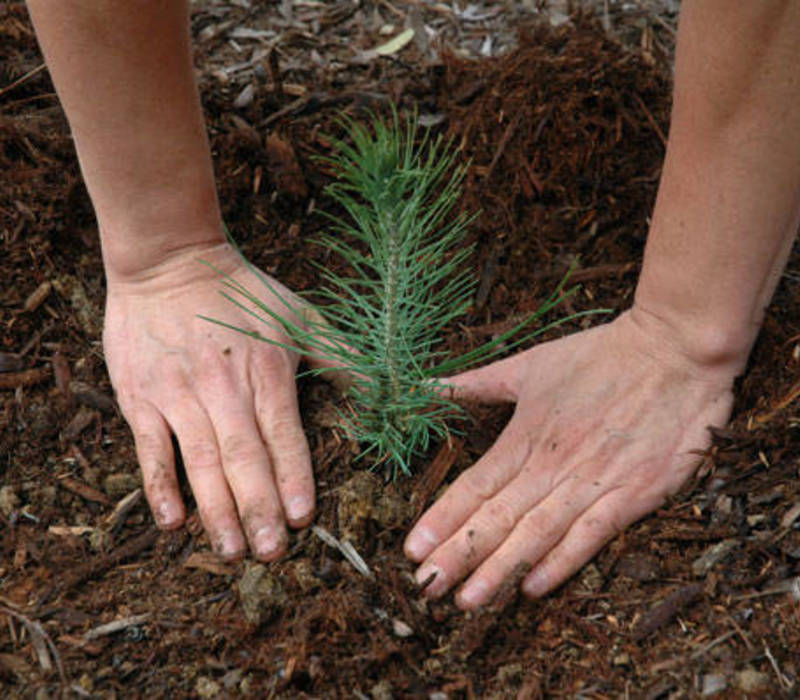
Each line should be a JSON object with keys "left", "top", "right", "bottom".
{"left": 202, "top": 108, "right": 606, "bottom": 477}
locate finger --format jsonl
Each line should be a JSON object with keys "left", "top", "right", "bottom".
{"left": 440, "top": 350, "right": 529, "bottom": 403}
{"left": 405, "top": 420, "right": 537, "bottom": 564}
{"left": 252, "top": 356, "right": 315, "bottom": 528}
{"left": 412, "top": 474, "right": 533, "bottom": 598}
{"left": 521, "top": 488, "right": 661, "bottom": 598}
{"left": 126, "top": 401, "right": 185, "bottom": 529}
{"left": 451, "top": 477, "right": 604, "bottom": 609}
{"left": 166, "top": 399, "right": 247, "bottom": 560}
{"left": 211, "top": 402, "right": 289, "bottom": 561}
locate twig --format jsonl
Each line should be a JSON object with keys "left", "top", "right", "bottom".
{"left": 412, "top": 437, "right": 462, "bottom": 518}
{"left": 0, "top": 63, "right": 46, "bottom": 99}
{"left": 632, "top": 93, "right": 667, "bottom": 148}
{"left": 764, "top": 641, "right": 793, "bottom": 690}
{"left": 84, "top": 613, "right": 151, "bottom": 641}
{"left": 0, "top": 605, "right": 65, "bottom": 683}
{"left": 42, "top": 526, "right": 159, "bottom": 605}
{"left": 103, "top": 488, "right": 144, "bottom": 533}
{"left": 689, "top": 630, "right": 736, "bottom": 660}
{"left": 311, "top": 525, "right": 372, "bottom": 578}
{"left": 484, "top": 110, "right": 523, "bottom": 182}
{"left": 0, "top": 366, "right": 51, "bottom": 390}
{"left": 56, "top": 474, "right": 112, "bottom": 506}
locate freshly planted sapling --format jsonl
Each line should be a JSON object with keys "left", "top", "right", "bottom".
{"left": 204, "top": 109, "right": 594, "bottom": 477}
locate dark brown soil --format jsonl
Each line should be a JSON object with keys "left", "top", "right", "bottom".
{"left": 2, "top": 2, "right": 799, "bottom": 697}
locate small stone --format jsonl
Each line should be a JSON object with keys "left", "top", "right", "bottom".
{"left": 496, "top": 663, "right": 523, "bottom": 685}
{"left": 239, "top": 675, "right": 252, "bottom": 694}
{"left": 373, "top": 485, "right": 412, "bottom": 530}
{"left": 371, "top": 679, "right": 393, "bottom": 700}
{"left": 238, "top": 561, "right": 287, "bottom": 626}
{"left": 392, "top": 618, "right": 414, "bottom": 638}
{"left": 89, "top": 528, "right": 112, "bottom": 553}
{"left": 337, "top": 471, "right": 381, "bottom": 541}
{"left": 195, "top": 675, "right": 221, "bottom": 699}
{"left": 221, "top": 669, "right": 242, "bottom": 690}
{"left": 0, "top": 486, "right": 20, "bottom": 517}
{"left": 701, "top": 673, "right": 728, "bottom": 696}
{"left": 40, "top": 485, "right": 58, "bottom": 507}
{"left": 103, "top": 472, "right": 141, "bottom": 498}
{"left": 714, "top": 494, "right": 732, "bottom": 516}
{"left": 580, "top": 563, "right": 603, "bottom": 592}
{"left": 423, "top": 658, "right": 443, "bottom": 676}
{"left": 734, "top": 668, "right": 769, "bottom": 692}
{"left": 612, "top": 652, "right": 630, "bottom": 667}
{"left": 290, "top": 559, "right": 320, "bottom": 593}
{"left": 78, "top": 672, "right": 94, "bottom": 693}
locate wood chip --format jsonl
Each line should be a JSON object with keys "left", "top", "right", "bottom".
{"left": 0, "top": 351, "right": 24, "bottom": 373}
{"left": 57, "top": 474, "right": 112, "bottom": 506}
{"left": 103, "top": 488, "right": 143, "bottom": 531}
{"left": 183, "top": 551, "right": 236, "bottom": 577}
{"left": 61, "top": 406, "right": 97, "bottom": 442}
{"left": 412, "top": 437, "right": 462, "bottom": 517}
{"left": 83, "top": 613, "right": 150, "bottom": 641}
{"left": 634, "top": 583, "right": 704, "bottom": 641}
{"left": 780, "top": 501, "right": 800, "bottom": 530}
{"left": 0, "top": 366, "right": 50, "bottom": 390}
{"left": 311, "top": 525, "right": 372, "bottom": 578}
{"left": 23, "top": 280, "right": 51, "bottom": 312}
{"left": 48, "top": 525, "right": 95, "bottom": 537}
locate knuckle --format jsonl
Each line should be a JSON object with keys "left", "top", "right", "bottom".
{"left": 265, "top": 413, "right": 301, "bottom": 438}
{"left": 480, "top": 498, "right": 519, "bottom": 534}
{"left": 220, "top": 433, "right": 264, "bottom": 466}
{"left": 519, "top": 509, "right": 562, "bottom": 544}
{"left": 183, "top": 440, "right": 220, "bottom": 473}
{"left": 461, "top": 467, "right": 501, "bottom": 502}
{"left": 255, "top": 346, "right": 295, "bottom": 380}
{"left": 134, "top": 431, "right": 168, "bottom": 463}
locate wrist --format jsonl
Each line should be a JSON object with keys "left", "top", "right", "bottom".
{"left": 98, "top": 180, "right": 226, "bottom": 284}
{"left": 103, "top": 238, "right": 241, "bottom": 295}
{"left": 627, "top": 298, "right": 755, "bottom": 379}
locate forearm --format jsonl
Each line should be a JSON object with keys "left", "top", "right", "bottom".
{"left": 26, "top": 0, "right": 223, "bottom": 282}
{"left": 634, "top": 0, "right": 800, "bottom": 373}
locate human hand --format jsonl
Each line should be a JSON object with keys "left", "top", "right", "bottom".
{"left": 404, "top": 309, "right": 738, "bottom": 608}
{"left": 103, "top": 242, "right": 319, "bottom": 561}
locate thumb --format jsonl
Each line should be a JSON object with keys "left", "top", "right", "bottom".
{"left": 440, "top": 351, "right": 529, "bottom": 404}
{"left": 299, "top": 304, "right": 356, "bottom": 393}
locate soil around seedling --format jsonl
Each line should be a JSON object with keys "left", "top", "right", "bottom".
{"left": 2, "top": 2, "right": 799, "bottom": 697}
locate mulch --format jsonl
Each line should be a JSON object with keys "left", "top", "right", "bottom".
{"left": 1, "top": 1, "right": 798, "bottom": 696}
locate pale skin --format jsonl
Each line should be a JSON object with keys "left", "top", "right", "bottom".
{"left": 27, "top": 0, "right": 800, "bottom": 607}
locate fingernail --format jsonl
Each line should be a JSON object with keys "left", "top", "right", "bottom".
{"left": 405, "top": 527, "right": 439, "bottom": 560}
{"left": 216, "top": 531, "right": 243, "bottom": 560}
{"left": 415, "top": 563, "right": 445, "bottom": 596}
{"left": 458, "top": 579, "right": 490, "bottom": 608}
{"left": 254, "top": 526, "right": 285, "bottom": 559}
{"left": 286, "top": 496, "right": 312, "bottom": 523}
{"left": 523, "top": 568, "right": 549, "bottom": 598}
{"left": 157, "top": 501, "right": 180, "bottom": 528}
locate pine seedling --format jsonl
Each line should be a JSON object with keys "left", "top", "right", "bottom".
{"left": 203, "top": 109, "right": 599, "bottom": 477}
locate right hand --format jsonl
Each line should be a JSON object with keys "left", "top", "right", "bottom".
{"left": 103, "top": 242, "right": 323, "bottom": 561}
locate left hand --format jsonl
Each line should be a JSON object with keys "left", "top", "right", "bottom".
{"left": 404, "top": 309, "right": 737, "bottom": 608}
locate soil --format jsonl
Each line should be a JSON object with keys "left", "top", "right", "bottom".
{"left": 2, "top": 1, "right": 799, "bottom": 697}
